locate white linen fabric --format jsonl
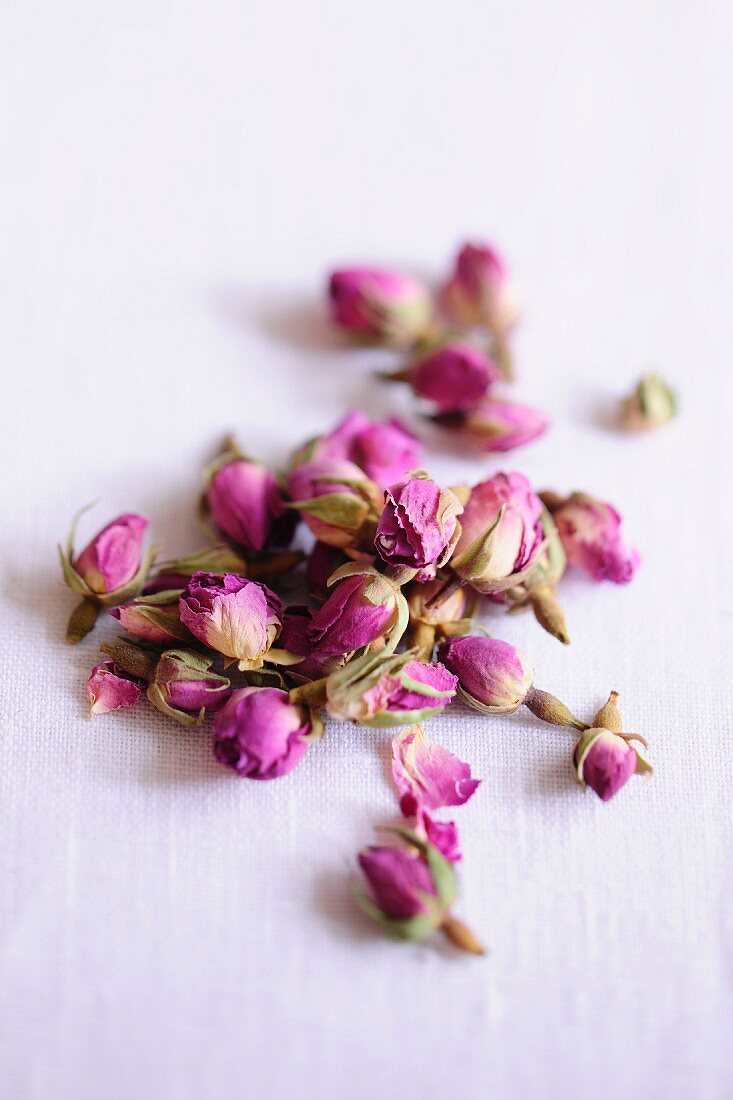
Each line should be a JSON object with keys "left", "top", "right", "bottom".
{"left": 1, "top": 3, "right": 732, "bottom": 1098}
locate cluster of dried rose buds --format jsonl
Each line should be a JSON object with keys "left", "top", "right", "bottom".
{"left": 60, "top": 240, "right": 658, "bottom": 955}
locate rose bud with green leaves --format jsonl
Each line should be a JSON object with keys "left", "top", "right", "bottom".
{"left": 450, "top": 471, "right": 545, "bottom": 595}
{"left": 87, "top": 660, "right": 143, "bottom": 716}
{"left": 441, "top": 239, "right": 519, "bottom": 336}
{"left": 574, "top": 691, "right": 652, "bottom": 801}
{"left": 306, "top": 564, "right": 409, "bottom": 660}
{"left": 460, "top": 396, "right": 548, "bottom": 453}
{"left": 293, "top": 410, "right": 423, "bottom": 490}
{"left": 356, "top": 828, "right": 484, "bottom": 954}
{"left": 204, "top": 457, "right": 291, "bottom": 553}
{"left": 320, "top": 650, "right": 457, "bottom": 727}
{"left": 212, "top": 686, "right": 322, "bottom": 779}
{"left": 622, "top": 372, "right": 676, "bottom": 431}
{"left": 110, "top": 590, "right": 192, "bottom": 647}
{"left": 328, "top": 268, "right": 431, "bottom": 348}
{"left": 59, "top": 508, "right": 156, "bottom": 644}
{"left": 375, "top": 472, "right": 463, "bottom": 581}
{"left": 383, "top": 336, "right": 501, "bottom": 413}
{"left": 543, "top": 491, "right": 640, "bottom": 585}
{"left": 286, "top": 457, "right": 383, "bottom": 551}
{"left": 179, "top": 572, "right": 282, "bottom": 670}
{"left": 147, "top": 649, "right": 231, "bottom": 727}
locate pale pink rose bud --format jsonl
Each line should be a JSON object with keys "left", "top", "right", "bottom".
{"left": 307, "top": 567, "right": 408, "bottom": 659}
{"left": 574, "top": 729, "right": 639, "bottom": 801}
{"left": 375, "top": 474, "right": 463, "bottom": 573}
{"left": 206, "top": 458, "right": 289, "bottom": 552}
{"left": 147, "top": 649, "right": 231, "bottom": 726}
{"left": 73, "top": 513, "right": 149, "bottom": 595}
{"left": 212, "top": 687, "right": 318, "bottom": 779}
{"left": 179, "top": 572, "right": 282, "bottom": 669}
{"left": 295, "top": 411, "right": 423, "bottom": 489}
{"left": 286, "top": 457, "right": 382, "bottom": 550}
{"left": 461, "top": 396, "right": 548, "bottom": 453}
{"left": 87, "top": 661, "right": 143, "bottom": 715}
{"left": 549, "top": 492, "right": 640, "bottom": 584}
{"left": 438, "top": 635, "right": 534, "bottom": 714}
{"left": 110, "top": 590, "right": 191, "bottom": 646}
{"left": 451, "top": 471, "right": 544, "bottom": 594}
{"left": 325, "top": 652, "right": 457, "bottom": 726}
{"left": 441, "top": 240, "right": 519, "bottom": 333}
{"left": 328, "top": 268, "right": 431, "bottom": 347}
{"left": 399, "top": 338, "right": 502, "bottom": 413}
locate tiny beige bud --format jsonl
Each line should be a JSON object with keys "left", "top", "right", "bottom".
{"left": 593, "top": 690, "right": 623, "bottom": 732}
{"left": 524, "top": 686, "right": 587, "bottom": 731}
{"left": 441, "top": 916, "right": 486, "bottom": 955}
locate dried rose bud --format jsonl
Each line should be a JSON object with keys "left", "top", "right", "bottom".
{"left": 296, "top": 410, "right": 423, "bottom": 489}
{"left": 87, "top": 661, "right": 143, "bottom": 716}
{"left": 324, "top": 651, "right": 457, "bottom": 726}
{"left": 622, "top": 373, "right": 676, "bottom": 431}
{"left": 407, "top": 576, "right": 475, "bottom": 629}
{"left": 461, "top": 396, "right": 548, "bottom": 453}
{"left": 110, "top": 590, "right": 191, "bottom": 646}
{"left": 388, "top": 337, "right": 501, "bottom": 413}
{"left": 205, "top": 457, "right": 290, "bottom": 552}
{"left": 441, "top": 240, "right": 519, "bottom": 335}
{"left": 548, "top": 491, "right": 640, "bottom": 584}
{"left": 375, "top": 473, "right": 463, "bottom": 576}
{"left": 59, "top": 509, "right": 156, "bottom": 644}
{"left": 328, "top": 268, "right": 431, "bottom": 347}
{"left": 306, "top": 565, "right": 408, "bottom": 659}
{"left": 451, "top": 471, "right": 545, "bottom": 594}
{"left": 574, "top": 729, "right": 640, "bottom": 801}
{"left": 212, "top": 686, "right": 321, "bottom": 779}
{"left": 439, "top": 635, "right": 533, "bottom": 715}
{"left": 356, "top": 828, "right": 483, "bottom": 953}
{"left": 147, "top": 649, "right": 231, "bottom": 727}
{"left": 286, "top": 457, "right": 382, "bottom": 550}
{"left": 179, "top": 572, "right": 282, "bottom": 669}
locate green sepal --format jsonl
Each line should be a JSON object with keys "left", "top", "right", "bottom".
{"left": 155, "top": 544, "right": 250, "bottom": 578}
{"left": 287, "top": 492, "right": 370, "bottom": 530}
{"left": 146, "top": 682, "right": 206, "bottom": 729}
{"left": 353, "top": 887, "right": 442, "bottom": 942}
{"left": 573, "top": 728, "right": 604, "bottom": 785}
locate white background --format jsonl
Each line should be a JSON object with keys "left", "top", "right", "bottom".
{"left": 2, "top": 3, "right": 732, "bottom": 1098}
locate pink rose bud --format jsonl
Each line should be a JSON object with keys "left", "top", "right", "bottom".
{"left": 110, "top": 590, "right": 191, "bottom": 646}
{"left": 461, "top": 396, "right": 549, "bottom": 453}
{"left": 206, "top": 458, "right": 289, "bottom": 553}
{"left": 307, "top": 567, "right": 408, "bottom": 659}
{"left": 451, "top": 471, "right": 544, "bottom": 594}
{"left": 317, "top": 410, "right": 423, "bottom": 488}
{"left": 441, "top": 240, "right": 519, "bottom": 334}
{"left": 438, "top": 635, "right": 534, "bottom": 714}
{"left": 212, "top": 686, "right": 319, "bottom": 779}
{"left": 325, "top": 652, "right": 457, "bottom": 726}
{"left": 328, "top": 268, "right": 431, "bottom": 347}
{"left": 357, "top": 844, "right": 439, "bottom": 922}
{"left": 147, "top": 649, "right": 231, "bottom": 726}
{"left": 179, "top": 572, "right": 282, "bottom": 669}
{"left": 549, "top": 492, "right": 640, "bottom": 584}
{"left": 401, "top": 338, "right": 502, "bottom": 412}
{"left": 574, "top": 729, "right": 639, "bottom": 802}
{"left": 375, "top": 474, "right": 463, "bottom": 574}
{"left": 73, "top": 513, "right": 150, "bottom": 595}
{"left": 87, "top": 660, "right": 143, "bottom": 715}
{"left": 286, "top": 457, "right": 382, "bottom": 550}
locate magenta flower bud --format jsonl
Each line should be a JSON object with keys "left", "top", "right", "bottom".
{"left": 314, "top": 410, "right": 423, "bottom": 488}
{"left": 286, "top": 457, "right": 381, "bottom": 549}
{"left": 307, "top": 568, "right": 407, "bottom": 659}
{"left": 452, "top": 472, "right": 544, "bottom": 594}
{"left": 328, "top": 268, "right": 431, "bottom": 347}
{"left": 148, "top": 649, "right": 231, "bottom": 725}
{"left": 110, "top": 590, "right": 191, "bottom": 646}
{"left": 325, "top": 652, "right": 457, "bottom": 726}
{"left": 179, "top": 572, "right": 282, "bottom": 669}
{"left": 87, "top": 660, "right": 143, "bottom": 715}
{"left": 206, "top": 458, "right": 288, "bottom": 552}
{"left": 73, "top": 513, "right": 149, "bottom": 595}
{"left": 439, "top": 635, "right": 534, "bottom": 715}
{"left": 550, "top": 492, "right": 640, "bottom": 584}
{"left": 406, "top": 338, "right": 501, "bottom": 412}
{"left": 574, "top": 729, "right": 638, "bottom": 801}
{"left": 441, "top": 240, "right": 519, "bottom": 333}
{"left": 375, "top": 474, "right": 463, "bottom": 573}
{"left": 212, "top": 687, "right": 318, "bottom": 779}
{"left": 462, "top": 396, "right": 548, "bottom": 453}
{"left": 358, "top": 845, "right": 438, "bottom": 921}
